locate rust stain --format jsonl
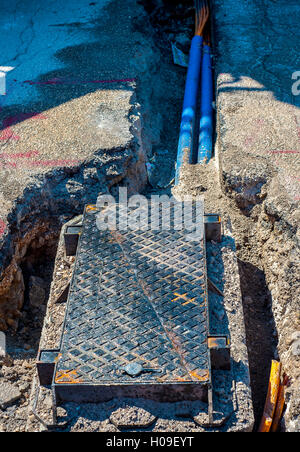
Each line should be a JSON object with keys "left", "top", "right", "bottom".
{"left": 176, "top": 376, "right": 191, "bottom": 382}
{"left": 110, "top": 230, "right": 125, "bottom": 244}
{"left": 208, "top": 337, "right": 218, "bottom": 348}
{"left": 164, "top": 328, "right": 195, "bottom": 381}
{"left": 208, "top": 337, "right": 229, "bottom": 349}
{"left": 182, "top": 298, "right": 197, "bottom": 306}
{"left": 172, "top": 292, "right": 197, "bottom": 307}
{"left": 155, "top": 374, "right": 170, "bottom": 383}
{"left": 189, "top": 370, "right": 209, "bottom": 382}
{"left": 54, "top": 353, "right": 62, "bottom": 363}
{"left": 86, "top": 205, "right": 97, "bottom": 213}
{"left": 55, "top": 369, "right": 83, "bottom": 384}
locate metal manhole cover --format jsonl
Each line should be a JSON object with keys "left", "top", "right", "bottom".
{"left": 54, "top": 200, "right": 211, "bottom": 403}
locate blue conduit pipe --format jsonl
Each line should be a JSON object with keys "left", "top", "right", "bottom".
{"left": 175, "top": 35, "right": 203, "bottom": 185}
{"left": 197, "top": 44, "right": 213, "bottom": 163}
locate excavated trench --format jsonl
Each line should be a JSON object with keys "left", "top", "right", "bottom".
{"left": 0, "top": 0, "right": 297, "bottom": 432}
{"left": 140, "top": 0, "right": 281, "bottom": 430}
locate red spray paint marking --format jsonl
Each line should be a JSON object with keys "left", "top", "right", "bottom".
{"left": 0, "top": 147, "right": 79, "bottom": 168}
{"left": 0, "top": 156, "right": 79, "bottom": 168}
{"left": 268, "top": 150, "right": 300, "bottom": 154}
{"left": 0, "top": 111, "right": 47, "bottom": 141}
{"left": 0, "top": 219, "right": 6, "bottom": 237}
{"left": 23, "top": 77, "right": 136, "bottom": 86}
{"left": 27, "top": 159, "right": 80, "bottom": 167}
{"left": 244, "top": 136, "right": 255, "bottom": 146}
{"left": 0, "top": 161, "right": 17, "bottom": 168}
{"left": 244, "top": 118, "right": 266, "bottom": 147}
{"left": 3, "top": 112, "right": 47, "bottom": 126}
{"left": 0, "top": 150, "right": 40, "bottom": 168}
{"left": 0, "top": 128, "right": 20, "bottom": 141}
{"left": 0, "top": 150, "right": 39, "bottom": 159}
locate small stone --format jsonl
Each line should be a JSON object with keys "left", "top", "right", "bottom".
{"left": 18, "top": 382, "right": 30, "bottom": 394}
{"left": 289, "top": 331, "right": 300, "bottom": 345}
{"left": 0, "top": 382, "right": 22, "bottom": 409}
{"left": 0, "top": 331, "right": 5, "bottom": 357}
{"left": 28, "top": 276, "right": 46, "bottom": 308}
{"left": 2, "top": 354, "right": 13, "bottom": 367}
{"left": 57, "top": 406, "right": 67, "bottom": 418}
{"left": 110, "top": 406, "right": 157, "bottom": 428}
{"left": 22, "top": 361, "right": 33, "bottom": 369}
{"left": 244, "top": 296, "right": 254, "bottom": 305}
{"left": 291, "top": 340, "right": 300, "bottom": 357}
{"left": 29, "top": 414, "right": 36, "bottom": 423}
{"left": 83, "top": 167, "right": 99, "bottom": 182}
{"left": 193, "top": 412, "right": 210, "bottom": 427}
{"left": 24, "top": 344, "right": 31, "bottom": 351}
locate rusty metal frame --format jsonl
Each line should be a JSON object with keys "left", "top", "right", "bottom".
{"left": 37, "top": 349, "right": 60, "bottom": 386}
{"left": 33, "top": 203, "right": 233, "bottom": 428}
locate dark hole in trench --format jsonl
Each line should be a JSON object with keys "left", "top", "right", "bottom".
{"left": 238, "top": 259, "right": 279, "bottom": 431}
{"left": 15, "top": 237, "right": 59, "bottom": 353}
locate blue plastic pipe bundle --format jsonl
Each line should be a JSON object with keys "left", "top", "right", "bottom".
{"left": 175, "top": 0, "right": 212, "bottom": 185}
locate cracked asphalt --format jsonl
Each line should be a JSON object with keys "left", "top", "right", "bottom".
{"left": 214, "top": 0, "right": 300, "bottom": 205}
{"left": 0, "top": 0, "right": 111, "bottom": 107}
{"left": 0, "top": 0, "right": 153, "bottom": 249}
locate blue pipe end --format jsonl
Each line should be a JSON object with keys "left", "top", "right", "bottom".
{"left": 175, "top": 36, "right": 203, "bottom": 185}
{"left": 197, "top": 45, "right": 213, "bottom": 164}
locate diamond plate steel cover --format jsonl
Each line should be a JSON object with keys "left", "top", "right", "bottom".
{"left": 54, "top": 200, "right": 211, "bottom": 402}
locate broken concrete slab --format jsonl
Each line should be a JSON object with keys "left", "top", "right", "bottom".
{"left": 0, "top": 0, "right": 167, "bottom": 330}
